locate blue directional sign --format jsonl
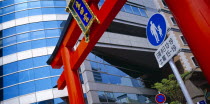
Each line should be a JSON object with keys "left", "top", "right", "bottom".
{"left": 146, "top": 14, "right": 167, "bottom": 46}
{"left": 197, "top": 100, "right": 207, "bottom": 104}
{"left": 155, "top": 94, "right": 166, "bottom": 103}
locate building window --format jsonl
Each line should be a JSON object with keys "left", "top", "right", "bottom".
{"left": 180, "top": 35, "right": 188, "bottom": 45}
{"left": 98, "top": 0, "right": 148, "bottom": 17}
{"left": 88, "top": 53, "right": 145, "bottom": 88}
{"left": 98, "top": 0, "right": 105, "bottom": 6}
{"left": 170, "top": 17, "right": 177, "bottom": 25}
{"left": 162, "top": 0, "right": 168, "bottom": 7}
{"left": 121, "top": 4, "right": 147, "bottom": 17}
{"left": 97, "top": 91, "right": 155, "bottom": 103}
{"left": 131, "top": 6, "right": 141, "bottom": 16}
{"left": 191, "top": 57, "right": 199, "bottom": 67}
{"left": 139, "top": 8, "right": 147, "bottom": 17}
{"left": 124, "top": 4, "right": 133, "bottom": 14}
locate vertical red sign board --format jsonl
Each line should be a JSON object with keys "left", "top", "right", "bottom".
{"left": 165, "top": 0, "right": 210, "bottom": 83}
{"left": 48, "top": 0, "right": 127, "bottom": 104}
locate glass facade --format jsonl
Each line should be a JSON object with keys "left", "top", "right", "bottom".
{"left": 30, "top": 95, "right": 88, "bottom": 104}
{"left": 87, "top": 53, "right": 156, "bottom": 103}
{"left": 0, "top": 0, "right": 154, "bottom": 103}
{"left": 1, "top": 20, "right": 63, "bottom": 56}
{"left": 0, "top": 0, "right": 67, "bottom": 102}
{"left": 31, "top": 97, "right": 69, "bottom": 104}
{"left": 99, "top": 0, "right": 148, "bottom": 17}
{"left": 97, "top": 91, "right": 155, "bottom": 103}
{"left": 0, "top": 0, "right": 67, "bottom": 23}
{"left": 88, "top": 53, "right": 145, "bottom": 88}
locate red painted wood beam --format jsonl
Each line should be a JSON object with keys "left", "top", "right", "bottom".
{"left": 50, "top": 1, "right": 127, "bottom": 103}
{"left": 51, "top": 0, "right": 127, "bottom": 70}
{"left": 70, "top": 0, "right": 127, "bottom": 71}
{"left": 61, "top": 46, "right": 85, "bottom": 104}
{"left": 165, "top": 0, "right": 210, "bottom": 83}
{"left": 51, "top": 20, "right": 81, "bottom": 69}
{"left": 55, "top": 0, "right": 100, "bottom": 89}
{"left": 55, "top": 0, "right": 127, "bottom": 88}
{"left": 57, "top": 71, "right": 66, "bottom": 90}
{"left": 50, "top": 0, "right": 99, "bottom": 69}
{"left": 50, "top": 51, "right": 62, "bottom": 69}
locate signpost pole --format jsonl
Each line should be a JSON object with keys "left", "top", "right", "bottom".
{"left": 169, "top": 59, "right": 193, "bottom": 104}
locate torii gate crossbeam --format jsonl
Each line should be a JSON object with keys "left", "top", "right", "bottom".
{"left": 47, "top": 0, "right": 127, "bottom": 103}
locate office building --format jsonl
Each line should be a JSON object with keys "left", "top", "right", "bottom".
{"left": 80, "top": 0, "right": 160, "bottom": 103}
{"left": 0, "top": 0, "right": 70, "bottom": 103}
{"left": 154, "top": 0, "right": 209, "bottom": 103}
{"left": 2, "top": 0, "right": 207, "bottom": 104}
{"left": 0, "top": 0, "right": 159, "bottom": 103}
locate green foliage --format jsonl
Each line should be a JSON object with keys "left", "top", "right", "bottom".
{"left": 170, "top": 101, "right": 182, "bottom": 104}
{"left": 181, "top": 71, "right": 191, "bottom": 80}
{"left": 152, "top": 72, "right": 191, "bottom": 103}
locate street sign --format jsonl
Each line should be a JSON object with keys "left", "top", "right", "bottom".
{"left": 67, "top": 0, "right": 99, "bottom": 42}
{"left": 154, "top": 34, "right": 181, "bottom": 68}
{"left": 146, "top": 13, "right": 167, "bottom": 46}
{"left": 197, "top": 100, "right": 207, "bottom": 104}
{"left": 155, "top": 94, "right": 166, "bottom": 103}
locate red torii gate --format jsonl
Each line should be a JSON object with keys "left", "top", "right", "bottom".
{"left": 47, "top": 0, "right": 127, "bottom": 104}
{"left": 165, "top": 0, "right": 210, "bottom": 84}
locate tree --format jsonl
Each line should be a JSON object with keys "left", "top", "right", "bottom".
{"left": 152, "top": 72, "right": 191, "bottom": 104}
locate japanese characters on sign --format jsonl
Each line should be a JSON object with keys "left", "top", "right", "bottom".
{"left": 67, "top": 0, "right": 99, "bottom": 42}
{"left": 154, "top": 34, "right": 181, "bottom": 68}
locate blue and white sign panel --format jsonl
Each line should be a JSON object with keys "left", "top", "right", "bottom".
{"left": 146, "top": 14, "right": 167, "bottom": 46}
{"left": 197, "top": 100, "right": 207, "bottom": 104}
{"left": 154, "top": 34, "right": 181, "bottom": 68}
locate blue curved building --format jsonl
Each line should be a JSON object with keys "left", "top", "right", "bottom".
{"left": 0, "top": 0, "right": 161, "bottom": 104}
{"left": 0, "top": 0, "right": 70, "bottom": 103}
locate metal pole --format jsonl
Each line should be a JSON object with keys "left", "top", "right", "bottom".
{"left": 169, "top": 59, "right": 193, "bottom": 104}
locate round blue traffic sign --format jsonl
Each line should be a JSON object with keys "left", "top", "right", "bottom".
{"left": 146, "top": 13, "right": 167, "bottom": 46}
{"left": 155, "top": 94, "right": 166, "bottom": 103}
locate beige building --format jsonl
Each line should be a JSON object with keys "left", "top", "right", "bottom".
{"left": 154, "top": 0, "right": 209, "bottom": 103}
